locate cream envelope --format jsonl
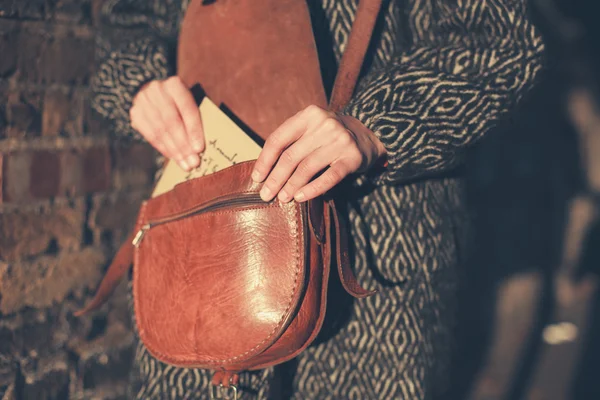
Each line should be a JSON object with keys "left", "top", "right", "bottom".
{"left": 152, "top": 97, "right": 262, "bottom": 197}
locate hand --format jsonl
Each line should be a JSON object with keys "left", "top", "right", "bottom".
{"left": 251, "top": 105, "right": 387, "bottom": 203}
{"left": 129, "top": 76, "right": 204, "bottom": 171}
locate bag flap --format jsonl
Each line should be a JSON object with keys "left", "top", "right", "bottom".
{"left": 178, "top": 0, "right": 327, "bottom": 139}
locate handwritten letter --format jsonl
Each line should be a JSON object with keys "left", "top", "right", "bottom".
{"left": 152, "top": 97, "right": 262, "bottom": 197}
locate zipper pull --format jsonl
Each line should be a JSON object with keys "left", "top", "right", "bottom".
{"left": 132, "top": 224, "right": 150, "bottom": 247}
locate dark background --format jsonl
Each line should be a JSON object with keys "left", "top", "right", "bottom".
{"left": 0, "top": 1, "right": 599, "bottom": 399}
{"left": 0, "top": 1, "right": 155, "bottom": 399}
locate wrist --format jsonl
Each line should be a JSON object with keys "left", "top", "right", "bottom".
{"left": 373, "top": 134, "right": 387, "bottom": 161}
{"left": 338, "top": 113, "right": 388, "bottom": 169}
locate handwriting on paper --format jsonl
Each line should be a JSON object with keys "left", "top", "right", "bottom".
{"left": 153, "top": 97, "right": 262, "bottom": 197}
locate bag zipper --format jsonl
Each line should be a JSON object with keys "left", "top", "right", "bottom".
{"left": 132, "top": 192, "right": 267, "bottom": 247}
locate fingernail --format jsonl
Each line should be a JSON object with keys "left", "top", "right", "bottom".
{"left": 187, "top": 154, "right": 200, "bottom": 169}
{"left": 294, "top": 192, "right": 306, "bottom": 202}
{"left": 251, "top": 170, "right": 261, "bottom": 182}
{"left": 278, "top": 190, "right": 291, "bottom": 203}
{"left": 192, "top": 140, "right": 204, "bottom": 152}
{"left": 260, "top": 186, "right": 272, "bottom": 201}
{"left": 179, "top": 160, "right": 190, "bottom": 171}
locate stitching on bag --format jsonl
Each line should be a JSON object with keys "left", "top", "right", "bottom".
{"left": 135, "top": 202, "right": 304, "bottom": 366}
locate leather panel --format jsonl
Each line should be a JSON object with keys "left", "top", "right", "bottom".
{"left": 239, "top": 232, "right": 330, "bottom": 371}
{"left": 134, "top": 164, "right": 308, "bottom": 367}
{"left": 308, "top": 199, "right": 325, "bottom": 244}
{"left": 178, "top": 0, "right": 327, "bottom": 138}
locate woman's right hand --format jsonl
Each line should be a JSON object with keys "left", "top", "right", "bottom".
{"left": 129, "top": 76, "right": 205, "bottom": 171}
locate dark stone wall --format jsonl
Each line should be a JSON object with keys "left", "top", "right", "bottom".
{"left": 0, "top": 1, "right": 598, "bottom": 400}
{"left": 0, "top": 1, "right": 157, "bottom": 398}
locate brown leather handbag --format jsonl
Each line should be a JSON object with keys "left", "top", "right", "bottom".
{"left": 78, "top": 0, "right": 382, "bottom": 397}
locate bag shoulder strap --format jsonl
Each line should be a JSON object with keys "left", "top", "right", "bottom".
{"left": 329, "top": 0, "right": 383, "bottom": 112}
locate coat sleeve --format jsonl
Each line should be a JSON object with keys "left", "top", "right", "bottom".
{"left": 344, "top": 0, "right": 545, "bottom": 185}
{"left": 91, "top": 0, "right": 186, "bottom": 139}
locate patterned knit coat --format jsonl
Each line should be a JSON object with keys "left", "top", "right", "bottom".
{"left": 91, "top": 0, "right": 544, "bottom": 398}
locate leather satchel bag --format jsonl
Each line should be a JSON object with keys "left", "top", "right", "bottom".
{"left": 78, "top": 0, "right": 383, "bottom": 397}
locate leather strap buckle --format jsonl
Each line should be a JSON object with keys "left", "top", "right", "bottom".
{"left": 209, "top": 384, "right": 238, "bottom": 400}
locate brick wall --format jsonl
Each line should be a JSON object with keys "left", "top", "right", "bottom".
{"left": 1, "top": 2, "right": 598, "bottom": 400}
{"left": 0, "top": 2, "right": 157, "bottom": 399}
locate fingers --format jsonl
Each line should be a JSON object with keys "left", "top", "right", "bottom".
{"left": 294, "top": 160, "right": 354, "bottom": 202}
{"left": 129, "top": 105, "right": 171, "bottom": 157}
{"left": 279, "top": 133, "right": 362, "bottom": 203}
{"left": 278, "top": 145, "right": 337, "bottom": 202}
{"left": 260, "top": 117, "right": 341, "bottom": 202}
{"left": 129, "top": 76, "right": 204, "bottom": 171}
{"left": 131, "top": 93, "right": 181, "bottom": 160}
{"left": 254, "top": 104, "right": 368, "bottom": 202}
{"left": 252, "top": 105, "right": 329, "bottom": 184}
{"left": 258, "top": 133, "right": 325, "bottom": 202}
{"left": 145, "top": 83, "right": 195, "bottom": 169}
{"left": 163, "top": 77, "right": 205, "bottom": 153}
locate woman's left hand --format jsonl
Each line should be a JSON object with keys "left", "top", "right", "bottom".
{"left": 251, "top": 105, "right": 387, "bottom": 203}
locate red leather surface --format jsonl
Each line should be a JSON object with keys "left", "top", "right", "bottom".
{"left": 178, "top": 0, "right": 327, "bottom": 139}
{"left": 241, "top": 211, "right": 331, "bottom": 371}
{"left": 79, "top": 162, "right": 373, "bottom": 371}
{"left": 134, "top": 163, "right": 309, "bottom": 368}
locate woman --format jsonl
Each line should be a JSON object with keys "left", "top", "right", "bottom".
{"left": 92, "top": 0, "right": 544, "bottom": 398}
